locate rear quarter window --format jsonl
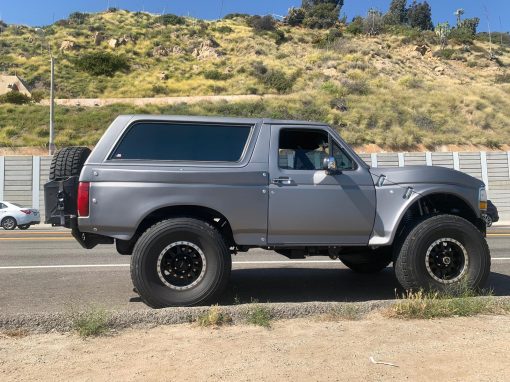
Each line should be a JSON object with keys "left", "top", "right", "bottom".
{"left": 111, "top": 122, "right": 252, "bottom": 162}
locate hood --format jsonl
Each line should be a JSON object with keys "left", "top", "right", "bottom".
{"left": 369, "top": 166, "right": 485, "bottom": 189}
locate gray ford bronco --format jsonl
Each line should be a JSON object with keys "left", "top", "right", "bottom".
{"left": 44, "top": 115, "right": 490, "bottom": 308}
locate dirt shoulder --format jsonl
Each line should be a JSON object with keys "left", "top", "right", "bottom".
{"left": 1, "top": 314, "right": 509, "bottom": 382}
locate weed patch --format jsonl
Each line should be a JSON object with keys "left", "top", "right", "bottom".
{"left": 72, "top": 307, "right": 111, "bottom": 337}
{"left": 196, "top": 306, "right": 232, "bottom": 327}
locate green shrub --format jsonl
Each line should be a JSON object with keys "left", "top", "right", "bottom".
{"left": 345, "top": 16, "right": 364, "bottom": 35}
{"left": 73, "top": 52, "right": 129, "bottom": 76}
{"left": 450, "top": 27, "right": 476, "bottom": 45}
{"left": 254, "top": 68, "right": 297, "bottom": 94}
{"left": 245, "top": 305, "right": 272, "bottom": 328}
{"left": 248, "top": 15, "right": 276, "bottom": 32}
{"left": 433, "top": 48, "right": 455, "bottom": 60}
{"left": 203, "top": 69, "right": 232, "bottom": 80}
{"left": 213, "top": 25, "right": 233, "bottom": 34}
{"left": 495, "top": 72, "right": 510, "bottom": 84}
{"left": 157, "top": 14, "right": 186, "bottom": 26}
{"left": 223, "top": 13, "right": 250, "bottom": 20}
{"left": 197, "top": 306, "right": 232, "bottom": 327}
{"left": 274, "top": 29, "right": 287, "bottom": 45}
{"left": 72, "top": 307, "right": 110, "bottom": 337}
{"left": 0, "top": 91, "right": 32, "bottom": 105}
{"left": 30, "top": 89, "right": 46, "bottom": 103}
{"left": 68, "top": 12, "right": 89, "bottom": 25}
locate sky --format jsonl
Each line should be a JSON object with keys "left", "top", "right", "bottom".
{"left": 0, "top": 0, "right": 508, "bottom": 32}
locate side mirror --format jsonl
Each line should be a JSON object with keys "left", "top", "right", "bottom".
{"left": 323, "top": 157, "right": 339, "bottom": 175}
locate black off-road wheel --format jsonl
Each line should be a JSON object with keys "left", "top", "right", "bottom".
{"left": 49, "top": 146, "right": 91, "bottom": 181}
{"left": 131, "top": 218, "right": 231, "bottom": 308}
{"left": 1, "top": 217, "right": 17, "bottom": 230}
{"left": 341, "top": 247, "right": 392, "bottom": 274}
{"left": 394, "top": 215, "right": 490, "bottom": 292}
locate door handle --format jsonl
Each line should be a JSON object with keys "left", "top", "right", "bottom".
{"left": 272, "top": 177, "right": 293, "bottom": 185}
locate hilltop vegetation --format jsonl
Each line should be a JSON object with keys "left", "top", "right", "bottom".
{"left": 0, "top": 6, "right": 510, "bottom": 150}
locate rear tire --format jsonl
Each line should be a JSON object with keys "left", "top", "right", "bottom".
{"left": 1, "top": 217, "right": 17, "bottom": 230}
{"left": 49, "top": 146, "right": 91, "bottom": 181}
{"left": 394, "top": 215, "right": 490, "bottom": 292}
{"left": 131, "top": 218, "right": 231, "bottom": 308}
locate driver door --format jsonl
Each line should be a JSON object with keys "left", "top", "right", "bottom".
{"left": 267, "top": 125, "right": 376, "bottom": 245}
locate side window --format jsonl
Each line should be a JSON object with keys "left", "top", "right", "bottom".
{"left": 278, "top": 129, "right": 329, "bottom": 170}
{"left": 111, "top": 122, "right": 252, "bottom": 162}
{"left": 332, "top": 142, "right": 356, "bottom": 171}
{"left": 0, "top": 203, "right": 5, "bottom": 209}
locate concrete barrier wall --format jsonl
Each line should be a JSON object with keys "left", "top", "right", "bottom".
{"left": 1, "top": 152, "right": 510, "bottom": 222}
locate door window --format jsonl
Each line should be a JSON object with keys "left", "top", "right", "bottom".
{"left": 278, "top": 129, "right": 329, "bottom": 170}
{"left": 332, "top": 142, "right": 356, "bottom": 171}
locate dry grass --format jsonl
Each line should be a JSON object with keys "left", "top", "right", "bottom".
{"left": 1, "top": 10, "right": 510, "bottom": 149}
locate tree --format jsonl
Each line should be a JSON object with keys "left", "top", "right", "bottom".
{"left": 364, "top": 9, "right": 384, "bottom": 36}
{"left": 302, "top": 3, "right": 341, "bottom": 29}
{"left": 407, "top": 1, "right": 433, "bottom": 30}
{"left": 435, "top": 22, "right": 451, "bottom": 49}
{"left": 291, "top": 0, "right": 344, "bottom": 29}
{"left": 384, "top": 0, "right": 407, "bottom": 25}
{"left": 459, "top": 17, "right": 480, "bottom": 35}
{"left": 302, "top": 0, "right": 344, "bottom": 8}
{"left": 286, "top": 7, "right": 306, "bottom": 26}
{"left": 454, "top": 8, "right": 464, "bottom": 26}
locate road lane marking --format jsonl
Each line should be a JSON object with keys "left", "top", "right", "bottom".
{"left": 0, "top": 238, "right": 75, "bottom": 241}
{"left": 0, "top": 258, "right": 510, "bottom": 270}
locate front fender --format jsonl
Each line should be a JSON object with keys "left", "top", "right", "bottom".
{"left": 368, "top": 183, "right": 480, "bottom": 246}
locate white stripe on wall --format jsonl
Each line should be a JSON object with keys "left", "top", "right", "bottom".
{"left": 425, "top": 152, "right": 432, "bottom": 166}
{"left": 32, "top": 156, "right": 40, "bottom": 209}
{"left": 508, "top": 151, "right": 510, "bottom": 179}
{"left": 398, "top": 152, "right": 405, "bottom": 167}
{"left": 480, "top": 151, "right": 489, "bottom": 189}
{"left": 0, "top": 156, "right": 4, "bottom": 201}
{"left": 453, "top": 152, "right": 460, "bottom": 171}
{"left": 371, "top": 153, "right": 378, "bottom": 168}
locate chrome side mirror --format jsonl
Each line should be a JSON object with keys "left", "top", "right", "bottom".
{"left": 323, "top": 156, "right": 338, "bottom": 174}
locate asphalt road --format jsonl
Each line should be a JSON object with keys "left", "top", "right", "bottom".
{"left": 1, "top": 227, "right": 509, "bottom": 314}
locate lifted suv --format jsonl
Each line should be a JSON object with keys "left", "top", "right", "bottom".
{"left": 45, "top": 115, "right": 490, "bottom": 308}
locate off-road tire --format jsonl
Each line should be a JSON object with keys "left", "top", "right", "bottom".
{"left": 131, "top": 218, "right": 231, "bottom": 308}
{"left": 49, "top": 146, "right": 91, "bottom": 181}
{"left": 1, "top": 216, "right": 17, "bottom": 230}
{"left": 394, "top": 214, "right": 490, "bottom": 291}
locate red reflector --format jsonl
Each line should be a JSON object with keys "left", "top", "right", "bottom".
{"left": 20, "top": 209, "right": 31, "bottom": 215}
{"left": 77, "top": 182, "right": 90, "bottom": 217}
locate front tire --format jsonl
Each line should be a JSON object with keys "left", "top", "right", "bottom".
{"left": 1, "top": 217, "right": 17, "bottom": 230}
{"left": 131, "top": 218, "right": 231, "bottom": 308}
{"left": 394, "top": 215, "right": 490, "bottom": 292}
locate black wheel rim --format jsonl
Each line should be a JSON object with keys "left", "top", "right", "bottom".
{"left": 425, "top": 238, "right": 468, "bottom": 284}
{"left": 157, "top": 241, "right": 207, "bottom": 290}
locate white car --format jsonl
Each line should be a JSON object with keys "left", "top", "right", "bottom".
{"left": 0, "top": 201, "right": 40, "bottom": 230}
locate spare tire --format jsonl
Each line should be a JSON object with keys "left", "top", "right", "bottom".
{"left": 49, "top": 147, "right": 91, "bottom": 181}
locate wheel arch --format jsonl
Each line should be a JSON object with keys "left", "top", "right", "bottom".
{"left": 392, "top": 191, "right": 482, "bottom": 246}
{"left": 117, "top": 204, "right": 235, "bottom": 255}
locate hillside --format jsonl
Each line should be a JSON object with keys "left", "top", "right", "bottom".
{"left": 1, "top": 9, "right": 510, "bottom": 151}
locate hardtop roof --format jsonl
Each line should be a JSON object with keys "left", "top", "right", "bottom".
{"left": 123, "top": 115, "right": 328, "bottom": 127}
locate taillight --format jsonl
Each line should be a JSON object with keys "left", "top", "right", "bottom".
{"left": 20, "top": 209, "right": 31, "bottom": 215}
{"left": 77, "top": 182, "right": 90, "bottom": 217}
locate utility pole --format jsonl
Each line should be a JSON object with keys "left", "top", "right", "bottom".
{"left": 49, "top": 55, "right": 56, "bottom": 155}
